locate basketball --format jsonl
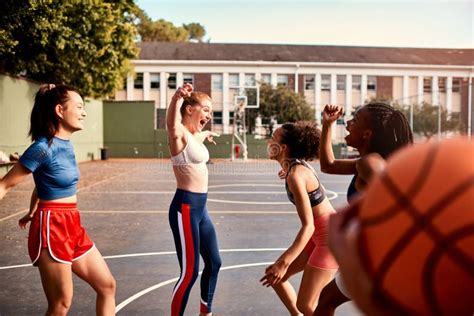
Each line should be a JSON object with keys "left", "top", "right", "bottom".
{"left": 357, "top": 138, "right": 474, "bottom": 315}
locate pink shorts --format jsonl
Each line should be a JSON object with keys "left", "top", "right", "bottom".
{"left": 303, "top": 213, "right": 338, "bottom": 270}
{"left": 28, "top": 202, "right": 95, "bottom": 266}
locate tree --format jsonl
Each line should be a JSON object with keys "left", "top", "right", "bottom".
{"left": 138, "top": 18, "right": 188, "bottom": 42}
{"left": 136, "top": 9, "right": 206, "bottom": 42}
{"left": 0, "top": 0, "right": 139, "bottom": 98}
{"left": 394, "top": 102, "right": 464, "bottom": 139}
{"left": 246, "top": 84, "right": 315, "bottom": 134}
{"left": 183, "top": 23, "right": 206, "bottom": 42}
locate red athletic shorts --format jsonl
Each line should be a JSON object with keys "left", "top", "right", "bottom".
{"left": 28, "top": 202, "right": 95, "bottom": 266}
{"left": 303, "top": 213, "right": 339, "bottom": 270}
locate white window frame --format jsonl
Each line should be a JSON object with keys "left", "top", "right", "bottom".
{"left": 211, "top": 74, "right": 223, "bottom": 91}
{"left": 304, "top": 75, "right": 315, "bottom": 90}
{"left": 277, "top": 74, "right": 288, "bottom": 87}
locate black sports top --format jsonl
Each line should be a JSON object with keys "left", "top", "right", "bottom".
{"left": 347, "top": 174, "right": 358, "bottom": 202}
{"left": 285, "top": 159, "right": 326, "bottom": 207}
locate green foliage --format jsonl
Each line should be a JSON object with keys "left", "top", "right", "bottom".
{"left": 246, "top": 84, "right": 315, "bottom": 132}
{"left": 139, "top": 18, "right": 188, "bottom": 42}
{"left": 0, "top": 0, "right": 139, "bottom": 98}
{"left": 393, "top": 102, "right": 464, "bottom": 138}
{"left": 136, "top": 9, "right": 206, "bottom": 42}
{"left": 259, "top": 84, "right": 315, "bottom": 122}
{"left": 183, "top": 23, "right": 206, "bottom": 42}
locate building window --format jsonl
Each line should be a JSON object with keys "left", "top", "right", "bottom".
{"left": 337, "top": 75, "right": 346, "bottom": 91}
{"left": 245, "top": 74, "right": 256, "bottom": 87}
{"left": 229, "top": 74, "right": 239, "bottom": 87}
{"left": 367, "top": 76, "right": 377, "bottom": 91}
{"left": 229, "top": 111, "right": 235, "bottom": 125}
{"left": 134, "top": 73, "right": 143, "bottom": 89}
{"left": 277, "top": 74, "right": 288, "bottom": 87}
{"left": 213, "top": 111, "right": 223, "bottom": 124}
{"left": 438, "top": 77, "right": 446, "bottom": 92}
{"left": 452, "top": 78, "right": 461, "bottom": 93}
{"left": 212, "top": 74, "right": 223, "bottom": 91}
{"left": 321, "top": 75, "right": 331, "bottom": 91}
{"left": 150, "top": 73, "right": 160, "bottom": 89}
{"left": 352, "top": 75, "right": 361, "bottom": 90}
{"left": 183, "top": 74, "right": 194, "bottom": 85}
{"left": 423, "top": 77, "right": 431, "bottom": 93}
{"left": 168, "top": 73, "right": 176, "bottom": 89}
{"left": 260, "top": 74, "right": 271, "bottom": 85}
{"left": 305, "top": 75, "right": 315, "bottom": 90}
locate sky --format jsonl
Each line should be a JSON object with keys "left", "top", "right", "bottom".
{"left": 135, "top": 0, "right": 473, "bottom": 49}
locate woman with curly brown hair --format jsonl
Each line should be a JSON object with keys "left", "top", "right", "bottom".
{"left": 260, "top": 121, "right": 338, "bottom": 316}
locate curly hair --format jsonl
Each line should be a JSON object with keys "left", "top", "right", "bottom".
{"left": 280, "top": 121, "right": 321, "bottom": 160}
{"left": 364, "top": 102, "right": 414, "bottom": 158}
{"left": 180, "top": 91, "right": 211, "bottom": 117}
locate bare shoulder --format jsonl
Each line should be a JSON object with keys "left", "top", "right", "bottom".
{"left": 356, "top": 153, "right": 386, "bottom": 182}
{"left": 286, "top": 166, "right": 307, "bottom": 190}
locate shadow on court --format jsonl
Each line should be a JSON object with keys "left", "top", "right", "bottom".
{"left": 0, "top": 159, "right": 360, "bottom": 315}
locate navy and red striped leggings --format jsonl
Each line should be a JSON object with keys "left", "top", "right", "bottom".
{"left": 169, "top": 189, "right": 222, "bottom": 316}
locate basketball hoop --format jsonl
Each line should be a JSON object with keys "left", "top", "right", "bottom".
{"left": 234, "top": 96, "right": 247, "bottom": 115}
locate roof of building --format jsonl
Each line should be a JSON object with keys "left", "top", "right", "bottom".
{"left": 138, "top": 42, "right": 473, "bottom": 66}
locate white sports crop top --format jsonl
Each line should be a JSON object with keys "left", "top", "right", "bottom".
{"left": 170, "top": 131, "right": 209, "bottom": 166}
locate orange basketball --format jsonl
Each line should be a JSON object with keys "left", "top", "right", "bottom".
{"left": 357, "top": 137, "right": 474, "bottom": 315}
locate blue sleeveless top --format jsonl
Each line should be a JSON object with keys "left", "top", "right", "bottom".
{"left": 285, "top": 159, "right": 326, "bottom": 207}
{"left": 19, "top": 137, "right": 79, "bottom": 200}
{"left": 347, "top": 174, "right": 358, "bottom": 202}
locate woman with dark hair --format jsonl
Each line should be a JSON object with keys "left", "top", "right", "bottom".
{"left": 167, "top": 83, "right": 221, "bottom": 316}
{"left": 0, "top": 84, "right": 116, "bottom": 315}
{"left": 315, "top": 102, "right": 413, "bottom": 315}
{"left": 261, "top": 121, "right": 338, "bottom": 316}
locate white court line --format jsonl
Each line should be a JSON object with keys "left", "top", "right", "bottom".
{"left": 78, "top": 179, "right": 351, "bottom": 184}
{"left": 0, "top": 170, "right": 134, "bottom": 222}
{"left": 0, "top": 209, "right": 29, "bottom": 222}
{"left": 208, "top": 199, "right": 291, "bottom": 205}
{"left": 208, "top": 183, "right": 282, "bottom": 188}
{"left": 79, "top": 210, "right": 296, "bottom": 214}
{"left": 0, "top": 248, "right": 285, "bottom": 270}
{"left": 115, "top": 261, "right": 273, "bottom": 313}
{"left": 80, "top": 191, "right": 289, "bottom": 194}
{"left": 1, "top": 180, "right": 345, "bottom": 221}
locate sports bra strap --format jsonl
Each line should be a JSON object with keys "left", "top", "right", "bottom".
{"left": 287, "top": 159, "right": 319, "bottom": 179}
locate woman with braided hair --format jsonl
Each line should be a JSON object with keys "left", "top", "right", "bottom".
{"left": 261, "top": 121, "right": 338, "bottom": 315}
{"left": 315, "top": 102, "right": 413, "bottom": 315}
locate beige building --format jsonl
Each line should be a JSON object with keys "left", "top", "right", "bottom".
{"left": 114, "top": 42, "right": 473, "bottom": 138}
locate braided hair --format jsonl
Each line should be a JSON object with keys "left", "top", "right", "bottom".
{"left": 280, "top": 121, "right": 321, "bottom": 160}
{"left": 364, "top": 102, "right": 413, "bottom": 158}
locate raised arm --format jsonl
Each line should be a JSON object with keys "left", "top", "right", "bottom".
{"left": 167, "top": 84, "right": 192, "bottom": 155}
{"left": 0, "top": 163, "right": 32, "bottom": 200}
{"left": 320, "top": 104, "right": 357, "bottom": 175}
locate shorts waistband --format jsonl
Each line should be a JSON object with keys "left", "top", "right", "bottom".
{"left": 37, "top": 202, "right": 78, "bottom": 210}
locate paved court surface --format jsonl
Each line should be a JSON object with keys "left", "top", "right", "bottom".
{"left": 0, "top": 159, "right": 361, "bottom": 315}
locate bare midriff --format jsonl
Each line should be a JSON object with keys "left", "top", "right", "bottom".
{"left": 173, "top": 164, "right": 208, "bottom": 193}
